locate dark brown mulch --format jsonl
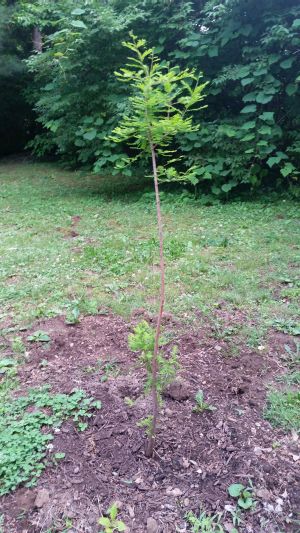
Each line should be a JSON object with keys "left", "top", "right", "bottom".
{"left": 1, "top": 312, "right": 299, "bottom": 533}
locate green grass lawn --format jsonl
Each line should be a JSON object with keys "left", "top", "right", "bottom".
{"left": 0, "top": 160, "right": 299, "bottom": 340}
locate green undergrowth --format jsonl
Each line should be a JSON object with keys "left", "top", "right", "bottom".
{"left": 0, "top": 161, "right": 299, "bottom": 341}
{"left": 0, "top": 384, "right": 101, "bottom": 495}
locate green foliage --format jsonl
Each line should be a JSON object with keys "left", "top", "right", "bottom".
{"left": 65, "top": 305, "right": 80, "bottom": 325}
{"left": 129, "top": 320, "right": 179, "bottom": 397}
{"left": 228, "top": 483, "right": 255, "bottom": 510}
{"left": 99, "top": 503, "right": 127, "bottom": 533}
{"left": 7, "top": 0, "right": 297, "bottom": 196}
{"left": 0, "top": 385, "right": 101, "bottom": 495}
{"left": 185, "top": 509, "right": 226, "bottom": 533}
{"left": 110, "top": 32, "right": 206, "bottom": 184}
{"left": 193, "top": 390, "right": 216, "bottom": 413}
{"left": 27, "top": 330, "right": 51, "bottom": 342}
{"left": 264, "top": 390, "right": 300, "bottom": 431}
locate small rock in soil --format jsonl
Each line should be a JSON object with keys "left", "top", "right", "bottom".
{"left": 166, "top": 487, "right": 183, "bottom": 497}
{"left": 147, "top": 517, "right": 159, "bottom": 533}
{"left": 163, "top": 379, "right": 191, "bottom": 401}
{"left": 34, "top": 488, "right": 50, "bottom": 508}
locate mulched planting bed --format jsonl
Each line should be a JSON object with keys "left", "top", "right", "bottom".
{"left": 1, "top": 312, "right": 299, "bottom": 532}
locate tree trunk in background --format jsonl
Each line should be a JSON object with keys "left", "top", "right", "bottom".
{"left": 33, "top": 27, "right": 42, "bottom": 52}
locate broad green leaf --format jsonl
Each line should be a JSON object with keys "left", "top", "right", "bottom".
{"left": 253, "top": 67, "right": 268, "bottom": 76}
{"left": 257, "top": 140, "right": 268, "bottom": 146}
{"left": 83, "top": 129, "right": 97, "bottom": 141}
{"left": 241, "top": 133, "right": 255, "bottom": 142}
{"left": 243, "top": 92, "right": 257, "bottom": 102}
{"left": 280, "top": 57, "right": 293, "bottom": 69}
{"left": 259, "top": 112, "right": 275, "bottom": 122}
{"left": 276, "top": 151, "right": 288, "bottom": 160}
{"left": 292, "top": 19, "right": 300, "bottom": 29}
{"left": 0, "top": 358, "right": 16, "bottom": 368}
{"left": 286, "top": 84, "right": 297, "bottom": 96}
{"left": 241, "top": 120, "right": 256, "bottom": 130}
{"left": 109, "top": 503, "right": 118, "bottom": 521}
{"left": 99, "top": 517, "right": 111, "bottom": 527}
{"left": 208, "top": 46, "right": 218, "bottom": 57}
{"left": 281, "top": 163, "right": 295, "bottom": 177}
{"left": 71, "top": 8, "right": 86, "bottom": 15}
{"left": 70, "top": 20, "right": 87, "bottom": 29}
{"left": 237, "top": 66, "right": 250, "bottom": 79}
{"left": 221, "top": 182, "right": 236, "bottom": 193}
{"left": 238, "top": 497, "right": 253, "bottom": 509}
{"left": 228, "top": 484, "right": 244, "bottom": 498}
{"left": 267, "top": 156, "right": 280, "bottom": 167}
{"left": 258, "top": 125, "right": 272, "bottom": 135}
{"left": 241, "top": 105, "right": 257, "bottom": 114}
{"left": 241, "top": 77, "right": 253, "bottom": 86}
{"left": 116, "top": 521, "right": 127, "bottom": 532}
{"left": 256, "top": 93, "right": 273, "bottom": 104}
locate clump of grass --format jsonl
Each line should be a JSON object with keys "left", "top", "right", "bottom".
{"left": 264, "top": 390, "right": 300, "bottom": 431}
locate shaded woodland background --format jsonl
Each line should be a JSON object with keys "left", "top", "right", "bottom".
{"left": 1, "top": 0, "right": 300, "bottom": 198}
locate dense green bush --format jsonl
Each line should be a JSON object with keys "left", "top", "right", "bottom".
{"left": 2, "top": 0, "right": 300, "bottom": 196}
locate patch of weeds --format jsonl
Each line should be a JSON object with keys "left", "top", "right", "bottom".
{"left": 27, "top": 330, "right": 51, "bottom": 343}
{"left": 185, "top": 509, "right": 226, "bottom": 533}
{"left": 124, "top": 396, "right": 135, "bottom": 407}
{"left": 0, "top": 385, "right": 101, "bottom": 495}
{"left": 264, "top": 389, "right": 300, "bottom": 431}
{"left": 99, "top": 502, "right": 127, "bottom": 532}
{"left": 228, "top": 482, "right": 255, "bottom": 510}
{"left": 271, "top": 319, "right": 300, "bottom": 336}
{"left": 210, "top": 320, "right": 240, "bottom": 341}
{"left": 276, "top": 371, "right": 300, "bottom": 385}
{"left": 100, "top": 360, "right": 120, "bottom": 382}
{"left": 0, "top": 357, "right": 17, "bottom": 376}
{"left": 193, "top": 390, "right": 216, "bottom": 413}
{"left": 282, "top": 342, "right": 300, "bottom": 368}
{"left": 65, "top": 305, "right": 80, "bottom": 325}
{"left": 11, "top": 336, "right": 26, "bottom": 354}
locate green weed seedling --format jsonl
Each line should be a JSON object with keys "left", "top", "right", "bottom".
{"left": 100, "top": 361, "right": 120, "bottom": 382}
{"left": 27, "top": 330, "right": 51, "bottom": 343}
{"left": 11, "top": 336, "right": 26, "bottom": 354}
{"left": 124, "top": 396, "right": 135, "bottom": 408}
{"left": 193, "top": 390, "right": 216, "bottom": 413}
{"left": 228, "top": 483, "right": 255, "bottom": 510}
{"left": 185, "top": 509, "right": 226, "bottom": 533}
{"left": 99, "top": 503, "right": 127, "bottom": 532}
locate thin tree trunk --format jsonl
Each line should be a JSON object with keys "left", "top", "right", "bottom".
{"left": 33, "top": 27, "right": 42, "bottom": 52}
{"left": 145, "top": 143, "right": 165, "bottom": 458}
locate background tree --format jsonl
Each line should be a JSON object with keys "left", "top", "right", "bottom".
{"left": 110, "top": 34, "right": 207, "bottom": 457}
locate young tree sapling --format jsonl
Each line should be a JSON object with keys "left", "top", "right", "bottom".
{"left": 110, "top": 33, "right": 207, "bottom": 457}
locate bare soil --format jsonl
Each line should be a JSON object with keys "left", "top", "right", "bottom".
{"left": 1, "top": 312, "right": 300, "bottom": 533}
